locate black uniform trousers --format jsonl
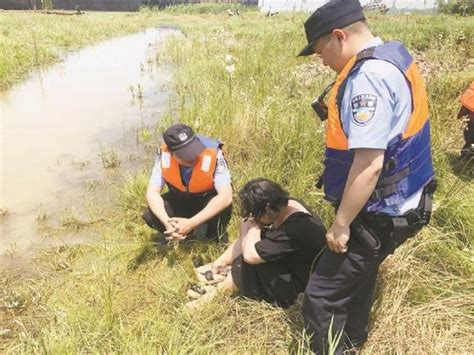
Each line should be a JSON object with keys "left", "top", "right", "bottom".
{"left": 462, "top": 119, "right": 473, "bottom": 151}
{"left": 142, "top": 190, "right": 232, "bottom": 242}
{"left": 302, "top": 214, "right": 422, "bottom": 354}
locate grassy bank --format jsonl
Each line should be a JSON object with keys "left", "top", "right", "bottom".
{"left": 1, "top": 8, "right": 473, "bottom": 354}
{"left": 0, "top": 10, "right": 179, "bottom": 89}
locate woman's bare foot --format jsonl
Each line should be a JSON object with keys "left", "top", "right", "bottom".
{"left": 186, "top": 284, "right": 216, "bottom": 300}
{"left": 186, "top": 272, "right": 238, "bottom": 310}
{"left": 194, "top": 263, "right": 230, "bottom": 285}
{"left": 185, "top": 286, "right": 219, "bottom": 309}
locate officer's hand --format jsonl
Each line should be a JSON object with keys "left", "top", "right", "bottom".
{"left": 168, "top": 217, "right": 195, "bottom": 236}
{"left": 163, "top": 223, "right": 185, "bottom": 241}
{"left": 164, "top": 232, "right": 187, "bottom": 241}
{"left": 164, "top": 228, "right": 187, "bottom": 242}
{"left": 326, "top": 223, "right": 350, "bottom": 253}
{"left": 164, "top": 222, "right": 176, "bottom": 235}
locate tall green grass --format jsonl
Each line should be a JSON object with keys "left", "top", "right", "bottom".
{"left": 1, "top": 8, "right": 473, "bottom": 354}
{"left": 0, "top": 11, "right": 180, "bottom": 89}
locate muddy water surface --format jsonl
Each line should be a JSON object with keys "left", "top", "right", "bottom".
{"left": 0, "top": 28, "right": 177, "bottom": 261}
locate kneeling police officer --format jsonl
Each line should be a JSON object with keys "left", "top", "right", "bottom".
{"left": 143, "top": 124, "right": 233, "bottom": 243}
{"left": 458, "top": 81, "right": 474, "bottom": 160}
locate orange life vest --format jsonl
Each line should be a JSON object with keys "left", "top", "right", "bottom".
{"left": 160, "top": 141, "right": 218, "bottom": 194}
{"left": 460, "top": 81, "right": 474, "bottom": 112}
{"left": 323, "top": 41, "right": 434, "bottom": 212}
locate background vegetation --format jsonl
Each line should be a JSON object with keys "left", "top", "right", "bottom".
{"left": 437, "top": 0, "right": 474, "bottom": 15}
{"left": 0, "top": 11, "right": 178, "bottom": 89}
{"left": 1, "top": 7, "right": 473, "bottom": 354}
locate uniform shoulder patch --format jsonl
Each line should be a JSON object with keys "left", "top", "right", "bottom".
{"left": 351, "top": 94, "right": 378, "bottom": 126}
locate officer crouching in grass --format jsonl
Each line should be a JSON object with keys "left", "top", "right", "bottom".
{"left": 298, "top": 0, "right": 436, "bottom": 353}
{"left": 143, "top": 124, "right": 233, "bottom": 244}
{"left": 458, "top": 81, "right": 474, "bottom": 161}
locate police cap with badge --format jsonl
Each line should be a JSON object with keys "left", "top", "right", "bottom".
{"left": 298, "top": 0, "right": 366, "bottom": 121}
{"left": 163, "top": 124, "right": 206, "bottom": 162}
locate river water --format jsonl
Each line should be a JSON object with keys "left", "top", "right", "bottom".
{"left": 0, "top": 28, "right": 177, "bottom": 260}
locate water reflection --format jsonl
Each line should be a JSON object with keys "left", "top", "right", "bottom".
{"left": 0, "top": 28, "right": 177, "bottom": 257}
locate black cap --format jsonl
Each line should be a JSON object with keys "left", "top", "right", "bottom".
{"left": 162, "top": 123, "right": 206, "bottom": 162}
{"left": 298, "top": 0, "right": 366, "bottom": 57}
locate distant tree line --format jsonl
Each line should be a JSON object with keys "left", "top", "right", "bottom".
{"left": 437, "top": 0, "right": 473, "bottom": 15}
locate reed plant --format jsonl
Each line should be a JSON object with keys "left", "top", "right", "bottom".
{"left": 1, "top": 8, "right": 473, "bottom": 354}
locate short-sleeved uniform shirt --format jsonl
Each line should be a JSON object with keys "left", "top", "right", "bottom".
{"left": 148, "top": 149, "right": 231, "bottom": 190}
{"left": 340, "top": 37, "right": 423, "bottom": 216}
{"left": 254, "top": 202, "right": 327, "bottom": 291}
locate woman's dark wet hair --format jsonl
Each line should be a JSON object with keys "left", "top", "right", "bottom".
{"left": 238, "top": 178, "right": 289, "bottom": 220}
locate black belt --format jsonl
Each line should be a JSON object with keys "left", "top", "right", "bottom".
{"left": 363, "top": 179, "right": 436, "bottom": 230}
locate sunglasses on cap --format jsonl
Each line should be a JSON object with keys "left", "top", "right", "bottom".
{"left": 311, "top": 81, "right": 335, "bottom": 121}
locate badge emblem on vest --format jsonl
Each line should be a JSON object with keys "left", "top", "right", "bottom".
{"left": 351, "top": 94, "right": 377, "bottom": 126}
{"left": 178, "top": 132, "right": 188, "bottom": 141}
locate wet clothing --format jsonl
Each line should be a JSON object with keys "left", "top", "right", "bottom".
{"left": 305, "top": 39, "right": 435, "bottom": 354}
{"left": 232, "top": 206, "right": 326, "bottom": 308}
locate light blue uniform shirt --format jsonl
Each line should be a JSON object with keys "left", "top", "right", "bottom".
{"left": 148, "top": 149, "right": 232, "bottom": 190}
{"left": 340, "top": 37, "right": 422, "bottom": 215}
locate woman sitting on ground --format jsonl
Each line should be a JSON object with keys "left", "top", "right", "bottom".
{"left": 191, "top": 178, "right": 327, "bottom": 308}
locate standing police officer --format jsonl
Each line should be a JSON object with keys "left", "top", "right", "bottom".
{"left": 298, "top": 0, "right": 436, "bottom": 353}
{"left": 143, "top": 123, "right": 233, "bottom": 243}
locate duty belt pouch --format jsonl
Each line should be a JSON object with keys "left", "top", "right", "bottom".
{"left": 351, "top": 218, "right": 381, "bottom": 254}
{"left": 419, "top": 182, "right": 435, "bottom": 225}
{"left": 385, "top": 217, "right": 421, "bottom": 254}
{"left": 385, "top": 180, "right": 435, "bottom": 254}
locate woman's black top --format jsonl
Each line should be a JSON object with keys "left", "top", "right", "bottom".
{"left": 254, "top": 204, "right": 327, "bottom": 291}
